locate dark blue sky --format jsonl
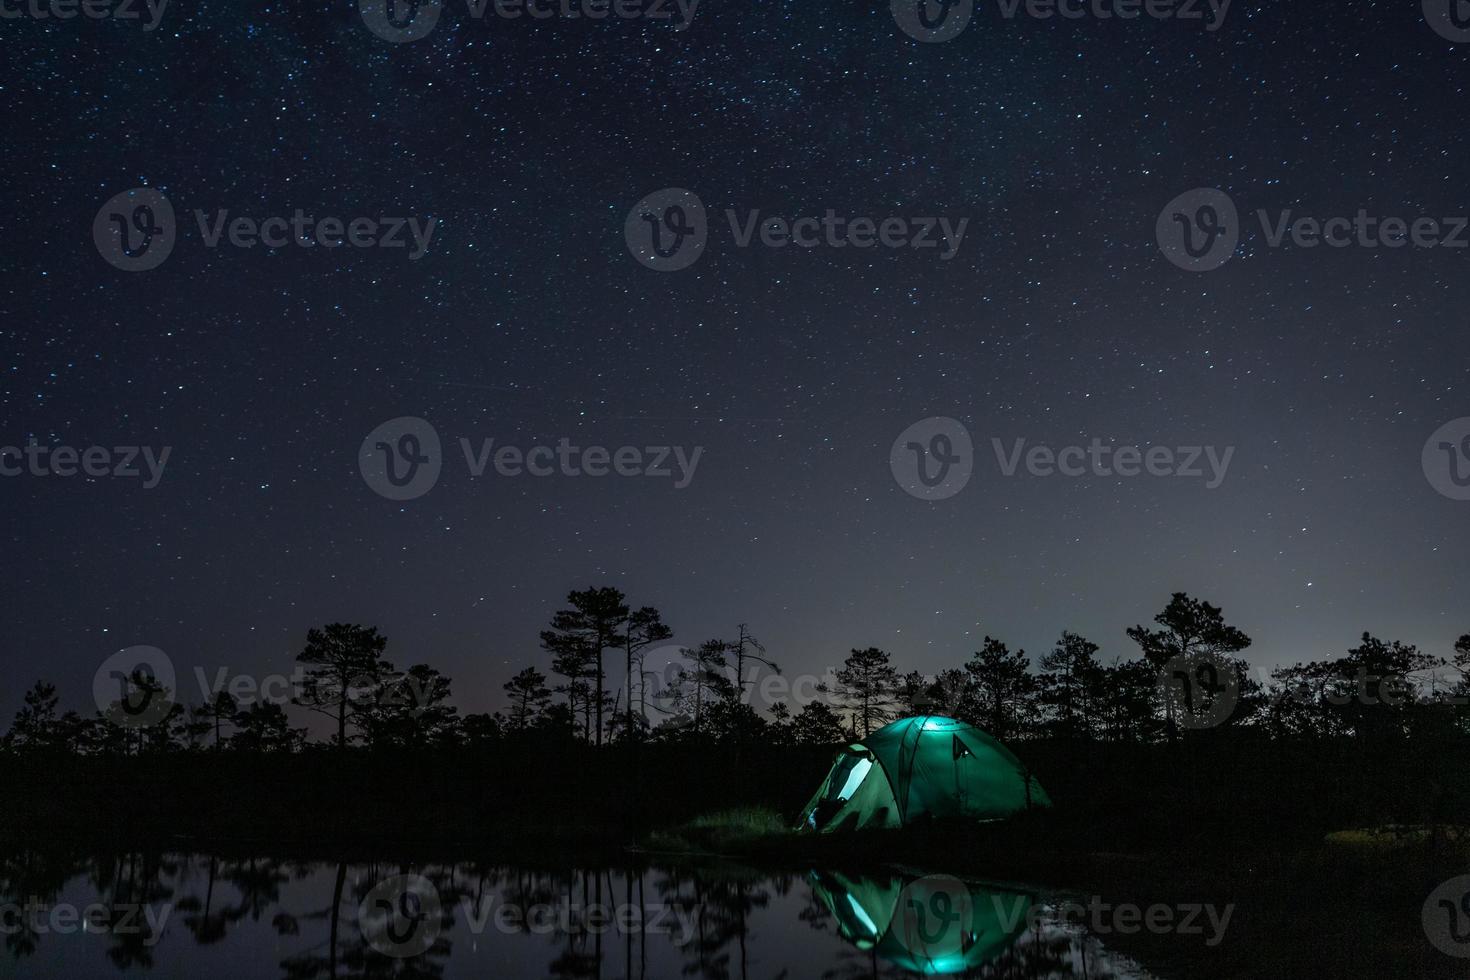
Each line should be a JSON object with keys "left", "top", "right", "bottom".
{"left": 5, "top": 0, "right": 1470, "bottom": 722}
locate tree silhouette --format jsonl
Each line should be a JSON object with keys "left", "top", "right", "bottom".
{"left": 293, "top": 623, "right": 397, "bottom": 749}
{"left": 704, "top": 697, "right": 768, "bottom": 746}
{"left": 1275, "top": 634, "right": 1441, "bottom": 745}
{"left": 192, "top": 690, "right": 238, "bottom": 750}
{"left": 1448, "top": 634, "right": 1470, "bottom": 732}
{"left": 1038, "top": 631, "right": 1102, "bottom": 740}
{"left": 503, "top": 667, "right": 552, "bottom": 732}
{"left": 541, "top": 587, "right": 629, "bottom": 746}
{"left": 728, "top": 624, "right": 778, "bottom": 705}
{"left": 622, "top": 606, "right": 673, "bottom": 739}
{"left": 359, "top": 665, "right": 459, "bottom": 748}
{"left": 1127, "top": 593, "right": 1252, "bottom": 741}
{"left": 2, "top": 681, "right": 69, "bottom": 753}
{"left": 547, "top": 637, "right": 598, "bottom": 740}
{"left": 458, "top": 711, "right": 505, "bottom": 746}
{"left": 231, "top": 701, "right": 307, "bottom": 752}
{"left": 832, "top": 648, "right": 898, "bottom": 738}
{"left": 789, "top": 701, "right": 847, "bottom": 745}
{"left": 1096, "top": 657, "right": 1158, "bottom": 742}
{"left": 99, "top": 667, "right": 185, "bottom": 755}
{"left": 665, "top": 640, "right": 734, "bottom": 735}
{"left": 895, "top": 671, "right": 931, "bottom": 715}
{"left": 178, "top": 855, "right": 241, "bottom": 945}
{"left": 963, "top": 636, "right": 1038, "bottom": 741}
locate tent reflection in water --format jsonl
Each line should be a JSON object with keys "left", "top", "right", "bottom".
{"left": 798, "top": 716, "right": 1050, "bottom": 832}
{"left": 808, "top": 870, "right": 1033, "bottom": 975}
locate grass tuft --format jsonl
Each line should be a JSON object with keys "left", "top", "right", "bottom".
{"left": 647, "top": 807, "right": 793, "bottom": 853}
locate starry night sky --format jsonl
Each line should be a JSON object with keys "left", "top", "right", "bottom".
{"left": 6, "top": 0, "right": 1470, "bottom": 721}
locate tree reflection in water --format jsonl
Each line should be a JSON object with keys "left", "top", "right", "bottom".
{"left": 0, "top": 851, "right": 1149, "bottom": 979}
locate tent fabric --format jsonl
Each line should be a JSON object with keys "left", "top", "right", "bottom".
{"left": 807, "top": 870, "right": 1034, "bottom": 975}
{"left": 799, "top": 716, "right": 1049, "bottom": 832}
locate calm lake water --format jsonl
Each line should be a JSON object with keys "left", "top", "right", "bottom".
{"left": 0, "top": 852, "right": 1161, "bottom": 978}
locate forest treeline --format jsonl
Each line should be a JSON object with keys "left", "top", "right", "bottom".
{"left": 5, "top": 587, "right": 1470, "bottom": 758}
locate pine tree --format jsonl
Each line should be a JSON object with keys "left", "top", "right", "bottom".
{"left": 833, "top": 647, "right": 899, "bottom": 737}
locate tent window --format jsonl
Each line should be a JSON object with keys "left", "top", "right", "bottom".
{"left": 835, "top": 758, "right": 872, "bottom": 801}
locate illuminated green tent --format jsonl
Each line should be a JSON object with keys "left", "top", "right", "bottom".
{"left": 807, "top": 870, "right": 1033, "bottom": 974}
{"left": 798, "top": 716, "right": 1049, "bottom": 832}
